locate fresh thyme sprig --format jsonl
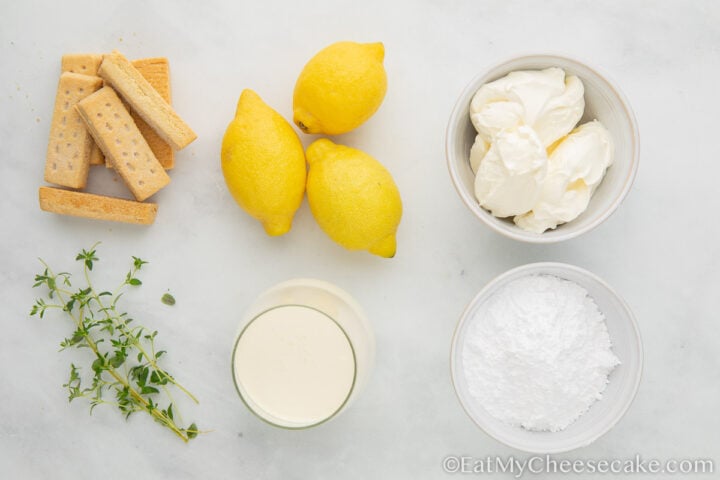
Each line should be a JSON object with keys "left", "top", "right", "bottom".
{"left": 30, "top": 243, "right": 200, "bottom": 442}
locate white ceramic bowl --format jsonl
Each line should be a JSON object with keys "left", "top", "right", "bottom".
{"left": 450, "top": 262, "right": 643, "bottom": 453}
{"left": 446, "top": 55, "right": 639, "bottom": 243}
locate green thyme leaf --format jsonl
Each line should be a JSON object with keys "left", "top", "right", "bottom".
{"left": 161, "top": 293, "right": 176, "bottom": 306}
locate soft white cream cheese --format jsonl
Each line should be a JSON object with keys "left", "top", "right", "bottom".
{"left": 474, "top": 126, "right": 547, "bottom": 218}
{"left": 469, "top": 68, "right": 614, "bottom": 233}
{"left": 470, "top": 67, "right": 584, "bottom": 147}
{"left": 514, "top": 121, "right": 614, "bottom": 233}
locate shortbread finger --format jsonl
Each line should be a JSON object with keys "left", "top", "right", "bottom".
{"left": 131, "top": 57, "right": 174, "bottom": 169}
{"left": 39, "top": 186, "right": 157, "bottom": 225}
{"left": 76, "top": 87, "right": 170, "bottom": 201}
{"left": 99, "top": 51, "right": 196, "bottom": 150}
{"left": 62, "top": 54, "right": 106, "bottom": 166}
{"left": 61, "top": 54, "right": 104, "bottom": 76}
{"left": 89, "top": 144, "right": 105, "bottom": 166}
{"left": 44, "top": 72, "right": 104, "bottom": 189}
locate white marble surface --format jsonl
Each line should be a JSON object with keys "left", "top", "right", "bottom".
{"left": 1, "top": 0, "right": 719, "bottom": 478}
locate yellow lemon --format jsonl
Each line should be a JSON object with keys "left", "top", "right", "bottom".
{"left": 293, "top": 41, "right": 387, "bottom": 135}
{"left": 221, "top": 89, "right": 306, "bottom": 236}
{"left": 306, "top": 139, "right": 402, "bottom": 257}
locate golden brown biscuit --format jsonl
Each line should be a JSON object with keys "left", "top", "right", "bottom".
{"left": 131, "top": 57, "right": 174, "bottom": 169}
{"left": 89, "top": 144, "right": 105, "bottom": 166}
{"left": 61, "top": 54, "right": 106, "bottom": 166}
{"left": 61, "top": 54, "right": 104, "bottom": 76}
{"left": 44, "top": 72, "right": 103, "bottom": 189}
{"left": 99, "top": 51, "right": 196, "bottom": 150}
{"left": 75, "top": 86, "right": 170, "bottom": 201}
{"left": 39, "top": 186, "right": 158, "bottom": 225}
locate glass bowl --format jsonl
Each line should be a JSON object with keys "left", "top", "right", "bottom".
{"left": 232, "top": 279, "right": 374, "bottom": 429}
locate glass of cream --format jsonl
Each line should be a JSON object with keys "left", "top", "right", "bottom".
{"left": 231, "top": 278, "right": 374, "bottom": 429}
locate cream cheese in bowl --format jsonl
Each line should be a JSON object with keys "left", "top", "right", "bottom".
{"left": 446, "top": 55, "right": 639, "bottom": 243}
{"left": 469, "top": 67, "right": 584, "bottom": 149}
{"left": 469, "top": 67, "right": 614, "bottom": 233}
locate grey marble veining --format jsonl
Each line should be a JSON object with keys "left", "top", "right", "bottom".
{"left": 1, "top": 1, "right": 719, "bottom": 478}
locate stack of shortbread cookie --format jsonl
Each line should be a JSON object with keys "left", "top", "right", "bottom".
{"left": 39, "top": 51, "right": 196, "bottom": 224}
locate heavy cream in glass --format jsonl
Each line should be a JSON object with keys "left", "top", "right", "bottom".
{"left": 232, "top": 279, "right": 374, "bottom": 428}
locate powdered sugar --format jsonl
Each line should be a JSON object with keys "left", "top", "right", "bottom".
{"left": 461, "top": 274, "right": 620, "bottom": 432}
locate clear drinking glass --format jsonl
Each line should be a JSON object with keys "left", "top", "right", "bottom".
{"left": 231, "top": 278, "right": 375, "bottom": 429}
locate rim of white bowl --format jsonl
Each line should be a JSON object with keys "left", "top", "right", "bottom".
{"left": 445, "top": 54, "right": 640, "bottom": 244}
{"left": 450, "top": 262, "right": 644, "bottom": 453}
